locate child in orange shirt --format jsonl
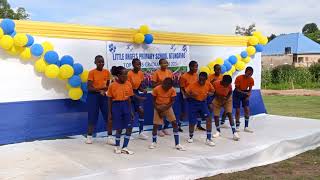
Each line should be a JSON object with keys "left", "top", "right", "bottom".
{"left": 107, "top": 66, "right": 134, "bottom": 155}
{"left": 128, "top": 58, "right": 148, "bottom": 140}
{"left": 212, "top": 75, "right": 240, "bottom": 141}
{"left": 233, "top": 67, "right": 255, "bottom": 133}
{"left": 152, "top": 59, "right": 173, "bottom": 136}
{"left": 185, "top": 72, "right": 215, "bottom": 146}
{"left": 149, "top": 78, "right": 185, "bottom": 151}
{"left": 179, "top": 61, "right": 198, "bottom": 132}
{"left": 86, "top": 55, "right": 114, "bottom": 145}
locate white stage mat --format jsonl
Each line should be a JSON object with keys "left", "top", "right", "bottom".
{"left": 1, "top": 114, "right": 320, "bottom": 180}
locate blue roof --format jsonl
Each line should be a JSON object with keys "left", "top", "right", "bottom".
{"left": 262, "top": 33, "right": 320, "bottom": 55}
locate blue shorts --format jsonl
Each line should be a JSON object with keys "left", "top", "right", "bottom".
{"left": 206, "top": 95, "right": 215, "bottom": 105}
{"left": 131, "top": 89, "right": 143, "bottom": 112}
{"left": 179, "top": 93, "right": 188, "bottom": 114}
{"left": 112, "top": 100, "right": 132, "bottom": 130}
{"left": 187, "top": 98, "right": 210, "bottom": 125}
{"left": 87, "top": 92, "right": 108, "bottom": 126}
{"left": 233, "top": 90, "right": 249, "bottom": 108}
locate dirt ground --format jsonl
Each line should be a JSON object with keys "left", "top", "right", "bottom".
{"left": 262, "top": 89, "right": 320, "bottom": 96}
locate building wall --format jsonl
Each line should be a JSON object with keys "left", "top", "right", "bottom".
{"left": 262, "top": 55, "right": 293, "bottom": 69}
{"left": 294, "top": 54, "right": 320, "bottom": 67}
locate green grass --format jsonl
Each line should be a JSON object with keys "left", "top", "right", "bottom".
{"left": 263, "top": 95, "right": 320, "bottom": 119}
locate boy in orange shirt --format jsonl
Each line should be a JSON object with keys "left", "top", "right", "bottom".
{"left": 233, "top": 67, "right": 255, "bottom": 133}
{"left": 179, "top": 61, "right": 198, "bottom": 132}
{"left": 128, "top": 58, "right": 148, "bottom": 140}
{"left": 152, "top": 59, "right": 173, "bottom": 136}
{"left": 185, "top": 72, "right": 215, "bottom": 146}
{"left": 86, "top": 55, "right": 114, "bottom": 145}
{"left": 107, "top": 66, "right": 135, "bottom": 155}
{"left": 212, "top": 75, "right": 240, "bottom": 141}
{"left": 149, "top": 78, "right": 185, "bottom": 151}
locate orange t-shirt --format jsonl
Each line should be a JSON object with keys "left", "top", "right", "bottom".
{"left": 107, "top": 81, "right": 134, "bottom": 101}
{"left": 88, "top": 69, "right": 111, "bottom": 89}
{"left": 186, "top": 81, "right": 215, "bottom": 101}
{"left": 208, "top": 74, "right": 223, "bottom": 84}
{"left": 127, "top": 70, "right": 144, "bottom": 90}
{"left": 152, "top": 85, "right": 177, "bottom": 105}
{"left": 151, "top": 69, "right": 173, "bottom": 84}
{"left": 213, "top": 80, "right": 232, "bottom": 97}
{"left": 180, "top": 72, "right": 198, "bottom": 88}
{"left": 235, "top": 75, "right": 255, "bottom": 91}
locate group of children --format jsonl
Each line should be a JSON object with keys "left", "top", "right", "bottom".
{"left": 85, "top": 55, "right": 255, "bottom": 155}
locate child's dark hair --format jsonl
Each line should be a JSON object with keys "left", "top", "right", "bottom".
{"left": 189, "top": 60, "right": 197, "bottom": 67}
{"left": 199, "top": 72, "right": 208, "bottom": 79}
{"left": 132, "top": 58, "right": 140, "bottom": 64}
{"left": 95, "top": 55, "right": 104, "bottom": 61}
{"left": 245, "top": 66, "right": 254, "bottom": 73}
{"left": 214, "top": 64, "right": 221, "bottom": 71}
{"left": 159, "top": 58, "right": 166, "bottom": 64}
{"left": 163, "top": 77, "right": 173, "bottom": 86}
{"left": 222, "top": 75, "right": 232, "bottom": 84}
{"left": 111, "top": 66, "right": 126, "bottom": 76}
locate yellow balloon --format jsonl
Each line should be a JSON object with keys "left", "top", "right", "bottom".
{"left": 242, "top": 56, "right": 251, "bottom": 63}
{"left": 139, "top": 25, "right": 149, "bottom": 34}
{"left": 35, "top": 59, "right": 47, "bottom": 73}
{"left": 224, "top": 71, "right": 233, "bottom": 77}
{"left": 259, "top": 36, "right": 268, "bottom": 45}
{"left": 246, "top": 46, "right": 256, "bottom": 56}
{"left": 0, "top": 28, "right": 4, "bottom": 39}
{"left": 13, "top": 33, "right": 28, "bottom": 47}
{"left": 45, "top": 64, "right": 60, "bottom": 78}
{"left": 20, "top": 47, "right": 32, "bottom": 60}
{"left": 235, "top": 54, "right": 242, "bottom": 61}
{"left": 59, "top": 64, "right": 74, "bottom": 79}
{"left": 6, "top": 46, "right": 25, "bottom": 56}
{"left": 80, "top": 70, "right": 89, "bottom": 82}
{"left": 215, "top": 57, "right": 224, "bottom": 65}
{"left": 252, "top": 31, "right": 262, "bottom": 38}
{"left": 248, "top": 36, "right": 259, "bottom": 46}
{"left": 69, "top": 87, "right": 83, "bottom": 100}
{"left": 133, "top": 33, "right": 145, "bottom": 44}
{"left": 0, "top": 35, "right": 14, "bottom": 50}
{"left": 235, "top": 60, "right": 246, "bottom": 71}
{"left": 230, "top": 65, "right": 236, "bottom": 73}
{"left": 207, "top": 61, "right": 216, "bottom": 70}
{"left": 66, "top": 83, "right": 72, "bottom": 90}
{"left": 42, "top": 41, "right": 54, "bottom": 53}
{"left": 200, "top": 66, "right": 210, "bottom": 74}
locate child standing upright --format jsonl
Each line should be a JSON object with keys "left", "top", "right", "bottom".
{"left": 86, "top": 55, "right": 114, "bottom": 145}
{"left": 233, "top": 66, "right": 255, "bottom": 133}
{"left": 128, "top": 58, "right": 148, "bottom": 140}
{"left": 149, "top": 78, "right": 185, "bottom": 151}
{"left": 107, "top": 66, "right": 134, "bottom": 154}
{"left": 212, "top": 75, "right": 240, "bottom": 141}
{"left": 185, "top": 72, "right": 215, "bottom": 146}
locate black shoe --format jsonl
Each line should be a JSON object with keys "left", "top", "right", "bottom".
{"left": 196, "top": 125, "right": 206, "bottom": 131}
{"left": 178, "top": 127, "right": 183, "bottom": 132}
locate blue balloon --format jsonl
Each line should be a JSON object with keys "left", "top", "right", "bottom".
{"left": 25, "top": 34, "right": 34, "bottom": 47}
{"left": 44, "top": 51, "right": 59, "bottom": 64}
{"left": 81, "top": 82, "right": 88, "bottom": 92}
{"left": 80, "top": 92, "right": 87, "bottom": 102}
{"left": 61, "top": 55, "right": 74, "bottom": 66}
{"left": 69, "top": 75, "right": 81, "bottom": 87}
{"left": 240, "top": 51, "right": 248, "bottom": 58}
{"left": 221, "top": 65, "right": 227, "bottom": 74}
{"left": 56, "top": 60, "right": 61, "bottom": 67}
{"left": 30, "top": 44, "right": 44, "bottom": 57}
{"left": 73, "top": 63, "right": 83, "bottom": 75}
{"left": 255, "top": 44, "right": 264, "bottom": 52}
{"left": 223, "top": 60, "right": 232, "bottom": 71}
{"left": 228, "top": 55, "right": 238, "bottom": 65}
{"left": 1, "top": 19, "right": 15, "bottom": 35}
{"left": 10, "top": 31, "right": 16, "bottom": 37}
{"left": 144, "top": 34, "right": 153, "bottom": 44}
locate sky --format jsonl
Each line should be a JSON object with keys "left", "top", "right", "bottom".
{"left": 8, "top": 0, "right": 320, "bottom": 36}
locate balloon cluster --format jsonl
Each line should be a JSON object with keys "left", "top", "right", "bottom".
{"left": 0, "top": 19, "right": 88, "bottom": 101}
{"left": 133, "top": 25, "right": 154, "bottom": 44}
{"left": 200, "top": 31, "right": 268, "bottom": 76}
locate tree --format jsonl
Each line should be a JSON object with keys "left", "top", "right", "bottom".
{"left": 268, "top": 34, "right": 277, "bottom": 41}
{"left": 302, "top": 23, "right": 318, "bottom": 34}
{"left": 305, "top": 31, "right": 320, "bottom": 44}
{"left": 0, "top": 0, "right": 29, "bottom": 20}
{"left": 235, "top": 23, "right": 256, "bottom": 36}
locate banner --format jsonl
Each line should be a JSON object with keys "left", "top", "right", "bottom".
{"left": 106, "top": 41, "right": 190, "bottom": 88}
